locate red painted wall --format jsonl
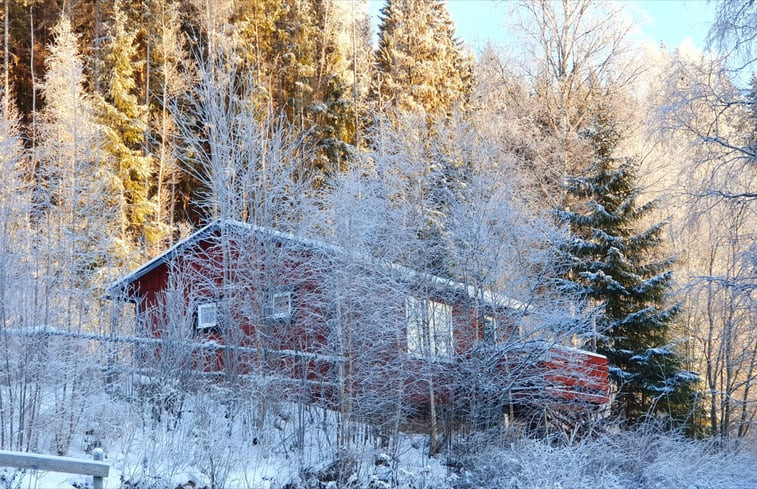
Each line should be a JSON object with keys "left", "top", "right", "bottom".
{"left": 122, "top": 228, "right": 609, "bottom": 413}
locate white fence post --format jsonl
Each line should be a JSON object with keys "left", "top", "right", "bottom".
{"left": 93, "top": 448, "right": 105, "bottom": 489}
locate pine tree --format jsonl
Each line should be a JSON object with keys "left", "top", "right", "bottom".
{"left": 555, "top": 106, "right": 697, "bottom": 426}
{"left": 374, "top": 0, "right": 472, "bottom": 118}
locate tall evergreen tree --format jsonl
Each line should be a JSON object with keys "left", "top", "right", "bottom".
{"left": 372, "top": 0, "right": 473, "bottom": 279}
{"left": 97, "top": 0, "right": 160, "bottom": 256}
{"left": 555, "top": 105, "right": 697, "bottom": 426}
{"left": 374, "top": 0, "right": 472, "bottom": 118}
{"left": 306, "top": 1, "right": 360, "bottom": 171}
{"left": 144, "top": 0, "right": 188, "bottom": 249}
{"left": 231, "top": 0, "right": 360, "bottom": 182}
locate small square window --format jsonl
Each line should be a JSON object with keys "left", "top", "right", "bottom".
{"left": 197, "top": 302, "right": 217, "bottom": 329}
{"left": 271, "top": 291, "right": 292, "bottom": 319}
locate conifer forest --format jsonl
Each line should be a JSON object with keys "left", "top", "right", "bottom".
{"left": 0, "top": 1, "right": 755, "bottom": 487}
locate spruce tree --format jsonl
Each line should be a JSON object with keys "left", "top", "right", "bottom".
{"left": 97, "top": 0, "right": 160, "bottom": 256}
{"left": 233, "top": 0, "right": 359, "bottom": 182}
{"left": 144, "top": 0, "right": 187, "bottom": 249}
{"left": 298, "top": 0, "right": 357, "bottom": 176}
{"left": 375, "top": 0, "right": 472, "bottom": 118}
{"left": 555, "top": 106, "right": 697, "bottom": 426}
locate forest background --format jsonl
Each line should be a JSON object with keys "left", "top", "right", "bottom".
{"left": 0, "top": 0, "right": 754, "bottom": 487}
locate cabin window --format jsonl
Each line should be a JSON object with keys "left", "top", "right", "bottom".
{"left": 268, "top": 290, "right": 293, "bottom": 319}
{"left": 196, "top": 302, "right": 218, "bottom": 330}
{"left": 406, "top": 297, "right": 453, "bottom": 359}
{"left": 483, "top": 314, "right": 497, "bottom": 344}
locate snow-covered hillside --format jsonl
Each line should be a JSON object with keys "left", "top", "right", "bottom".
{"left": 1, "top": 387, "right": 755, "bottom": 489}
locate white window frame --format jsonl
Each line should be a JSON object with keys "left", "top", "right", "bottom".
{"left": 406, "top": 296, "right": 453, "bottom": 359}
{"left": 196, "top": 302, "right": 218, "bottom": 330}
{"left": 270, "top": 291, "right": 293, "bottom": 319}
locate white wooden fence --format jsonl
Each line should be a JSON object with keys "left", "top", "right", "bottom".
{"left": 0, "top": 448, "right": 109, "bottom": 489}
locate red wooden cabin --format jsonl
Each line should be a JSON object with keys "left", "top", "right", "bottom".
{"left": 107, "top": 220, "right": 609, "bottom": 424}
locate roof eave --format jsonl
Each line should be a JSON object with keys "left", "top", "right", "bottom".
{"left": 106, "top": 221, "right": 223, "bottom": 301}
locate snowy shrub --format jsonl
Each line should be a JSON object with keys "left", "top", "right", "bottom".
{"left": 452, "top": 428, "right": 757, "bottom": 489}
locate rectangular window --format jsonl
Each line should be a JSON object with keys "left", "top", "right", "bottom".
{"left": 197, "top": 302, "right": 217, "bottom": 330}
{"left": 406, "top": 296, "right": 453, "bottom": 359}
{"left": 483, "top": 314, "right": 497, "bottom": 344}
{"left": 270, "top": 291, "right": 293, "bottom": 319}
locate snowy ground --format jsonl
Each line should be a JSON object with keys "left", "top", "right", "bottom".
{"left": 0, "top": 380, "right": 755, "bottom": 489}
{"left": 2, "top": 410, "right": 757, "bottom": 489}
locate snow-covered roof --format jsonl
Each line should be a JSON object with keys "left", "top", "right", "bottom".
{"left": 107, "top": 219, "right": 525, "bottom": 310}
{"left": 516, "top": 339, "right": 608, "bottom": 361}
{"left": 385, "top": 261, "right": 525, "bottom": 310}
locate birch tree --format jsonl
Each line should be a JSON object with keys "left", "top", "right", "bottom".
{"left": 314, "top": 113, "right": 602, "bottom": 456}
{"left": 0, "top": 95, "right": 26, "bottom": 332}
{"left": 34, "top": 14, "right": 115, "bottom": 455}
{"left": 505, "top": 0, "right": 636, "bottom": 209}
{"left": 0, "top": 95, "right": 42, "bottom": 452}
{"left": 657, "top": 22, "right": 757, "bottom": 438}
{"left": 162, "top": 28, "right": 322, "bottom": 459}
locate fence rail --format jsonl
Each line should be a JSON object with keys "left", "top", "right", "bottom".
{"left": 1, "top": 326, "right": 345, "bottom": 363}
{"left": 0, "top": 448, "right": 108, "bottom": 489}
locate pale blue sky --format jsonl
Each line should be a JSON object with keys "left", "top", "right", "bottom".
{"left": 367, "top": 0, "right": 716, "bottom": 54}
{"left": 629, "top": 0, "right": 715, "bottom": 49}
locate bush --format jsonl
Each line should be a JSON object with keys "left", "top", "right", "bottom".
{"left": 452, "top": 427, "right": 757, "bottom": 489}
